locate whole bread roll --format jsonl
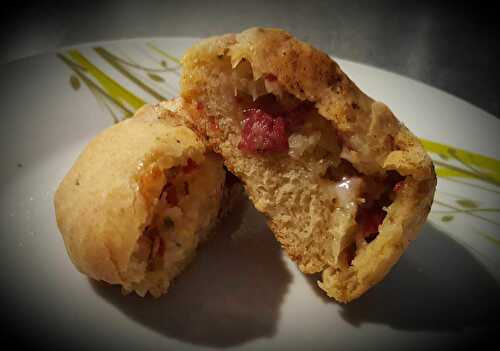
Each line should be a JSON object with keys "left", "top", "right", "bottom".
{"left": 54, "top": 102, "right": 226, "bottom": 297}
{"left": 180, "top": 27, "right": 436, "bottom": 302}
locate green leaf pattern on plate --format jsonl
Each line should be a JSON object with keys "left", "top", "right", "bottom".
{"left": 70, "top": 75, "right": 80, "bottom": 90}
{"left": 441, "top": 215, "right": 454, "bottom": 222}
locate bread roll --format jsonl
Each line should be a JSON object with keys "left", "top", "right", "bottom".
{"left": 54, "top": 101, "right": 226, "bottom": 297}
{"left": 180, "top": 27, "right": 436, "bottom": 302}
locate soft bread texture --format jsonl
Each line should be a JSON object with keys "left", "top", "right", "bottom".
{"left": 54, "top": 102, "right": 226, "bottom": 297}
{"left": 180, "top": 27, "right": 436, "bottom": 302}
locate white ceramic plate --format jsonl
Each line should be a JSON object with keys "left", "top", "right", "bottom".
{"left": 1, "top": 37, "right": 499, "bottom": 350}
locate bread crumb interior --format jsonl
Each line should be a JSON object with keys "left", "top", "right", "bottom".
{"left": 199, "top": 57, "right": 404, "bottom": 273}
{"left": 125, "top": 154, "right": 223, "bottom": 296}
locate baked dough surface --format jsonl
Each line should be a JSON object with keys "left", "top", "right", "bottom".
{"left": 181, "top": 27, "right": 436, "bottom": 302}
{"left": 54, "top": 102, "right": 225, "bottom": 296}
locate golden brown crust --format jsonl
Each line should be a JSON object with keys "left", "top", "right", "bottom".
{"left": 318, "top": 176, "right": 436, "bottom": 301}
{"left": 54, "top": 102, "right": 224, "bottom": 296}
{"left": 229, "top": 28, "right": 433, "bottom": 179}
{"left": 181, "top": 27, "right": 436, "bottom": 302}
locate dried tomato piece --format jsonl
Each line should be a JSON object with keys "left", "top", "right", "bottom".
{"left": 238, "top": 108, "right": 289, "bottom": 153}
{"left": 357, "top": 206, "right": 386, "bottom": 242}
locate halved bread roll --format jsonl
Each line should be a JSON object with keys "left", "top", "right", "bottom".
{"left": 54, "top": 101, "right": 226, "bottom": 297}
{"left": 180, "top": 28, "right": 436, "bottom": 302}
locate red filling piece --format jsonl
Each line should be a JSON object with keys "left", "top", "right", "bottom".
{"left": 239, "top": 108, "right": 289, "bottom": 153}
{"left": 357, "top": 206, "right": 386, "bottom": 243}
{"left": 236, "top": 93, "right": 315, "bottom": 154}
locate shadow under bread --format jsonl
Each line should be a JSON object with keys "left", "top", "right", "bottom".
{"left": 91, "top": 195, "right": 293, "bottom": 348}
{"left": 304, "top": 222, "right": 500, "bottom": 336}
